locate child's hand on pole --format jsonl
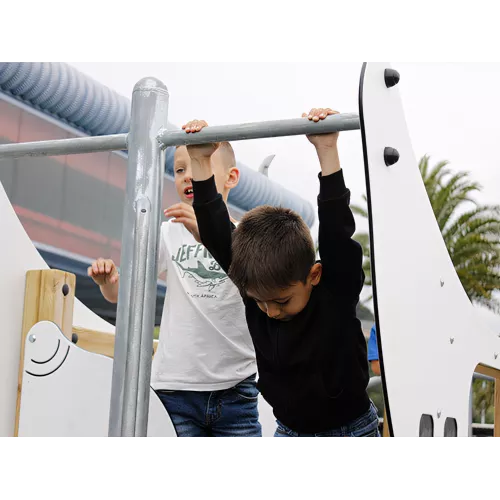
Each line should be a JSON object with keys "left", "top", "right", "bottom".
{"left": 302, "top": 108, "right": 341, "bottom": 176}
{"left": 182, "top": 120, "right": 219, "bottom": 160}
{"left": 302, "top": 108, "right": 339, "bottom": 150}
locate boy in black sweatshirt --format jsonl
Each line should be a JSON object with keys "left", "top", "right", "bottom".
{"left": 165, "top": 107, "right": 379, "bottom": 437}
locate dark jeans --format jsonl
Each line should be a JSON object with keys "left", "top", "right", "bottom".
{"left": 274, "top": 401, "right": 380, "bottom": 437}
{"left": 156, "top": 374, "right": 262, "bottom": 437}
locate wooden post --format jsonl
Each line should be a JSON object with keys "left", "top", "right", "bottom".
{"left": 495, "top": 382, "right": 500, "bottom": 438}
{"left": 15, "top": 269, "right": 75, "bottom": 436}
{"left": 382, "top": 408, "right": 390, "bottom": 437}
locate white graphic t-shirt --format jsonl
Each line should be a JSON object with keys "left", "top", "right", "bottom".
{"left": 151, "top": 221, "right": 257, "bottom": 391}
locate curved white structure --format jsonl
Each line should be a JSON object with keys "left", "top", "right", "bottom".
{"left": 360, "top": 62, "right": 500, "bottom": 436}
{"left": 19, "top": 321, "right": 176, "bottom": 437}
{"left": 0, "top": 179, "right": 117, "bottom": 436}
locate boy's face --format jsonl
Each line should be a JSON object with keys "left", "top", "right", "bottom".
{"left": 174, "top": 146, "right": 231, "bottom": 205}
{"left": 247, "top": 263, "right": 322, "bottom": 322}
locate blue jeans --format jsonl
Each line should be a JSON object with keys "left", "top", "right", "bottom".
{"left": 156, "top": 374, "right": 262, "bottom": 437}
{"left": 274, "top": 401, "right": 380, "bottom": 437}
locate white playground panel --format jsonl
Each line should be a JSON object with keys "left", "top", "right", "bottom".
{"left": 19, "top": 321, "right": 176, "bottom": 437}
{"left": 0, "top": 179, "right": 112, "bottom": 436}
{"left": 360, "top": 63, "right": 500, "bottom": 436}
{"left": 0, "top": 176, "right": 276, "bottom": 436}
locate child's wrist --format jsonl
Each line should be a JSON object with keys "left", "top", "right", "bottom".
{"left": 316, "top": 146, "right": 340, "bottom": 176}
{"left": 191, "top": 157, "right": 213, "bottom": 181}
{"left": 315, "top": 143, "right": 338, "bottom": 155}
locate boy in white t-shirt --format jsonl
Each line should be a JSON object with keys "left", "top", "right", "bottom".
{"left": 88, "top": 141, "right": 261, "bottom": 437}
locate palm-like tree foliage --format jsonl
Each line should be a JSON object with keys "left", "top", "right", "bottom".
{"left": 352, "top": 155, "right": 500, "bottom": 312}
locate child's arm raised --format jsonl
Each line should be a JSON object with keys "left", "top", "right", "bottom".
{"left": 175, "top": 119, "right": 234, "bottom": 274}
{"left": 303, "top": 108, "right": 342, "bottom": 177}
{"left": 306, "top": 108, "right": 364, "bottom": 306}
{"left": 181, "top": 120, "right": 218, "bottom": 181}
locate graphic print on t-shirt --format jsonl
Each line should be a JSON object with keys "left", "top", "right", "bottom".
{"left": 172, "top": 242, "right": 229, "bottom": 292}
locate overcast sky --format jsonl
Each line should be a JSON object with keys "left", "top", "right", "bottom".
{"left": 68, "top": 62, "right": 500, "bottom": 330}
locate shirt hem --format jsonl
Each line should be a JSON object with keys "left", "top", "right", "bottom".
{"left": 152, "top": 375, "right": 256, "bottom": 392}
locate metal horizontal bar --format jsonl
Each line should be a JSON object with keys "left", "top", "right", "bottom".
{"left": 0, "top": 134, "right": 128, "bottom": 160}
{"left": 471, "top": 423, "right": 494, "bottom": 429}
{"left": 473, "top": 372, "right": 496, "bottom": 382}
{"left": 158, "top": 113, "right": 360, "bottom": 148}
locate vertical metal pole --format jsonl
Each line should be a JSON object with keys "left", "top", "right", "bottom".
{"left": 108, "top": 77, "right": 169, "bottom": 437}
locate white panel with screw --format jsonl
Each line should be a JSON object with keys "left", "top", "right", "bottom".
{"left": 18, "top": 321, "right": 176, "bottom": 437}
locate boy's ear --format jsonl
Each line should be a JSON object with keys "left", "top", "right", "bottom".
{"left": 309, "top": 263, "right": 322, "bottom": 286}
{"left": 225, "top": 167, "right": 240, "bottom": 190}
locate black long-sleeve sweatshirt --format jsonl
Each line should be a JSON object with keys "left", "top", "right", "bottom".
{"left": 193, "top": 169, "right": 370, "bottom": 433}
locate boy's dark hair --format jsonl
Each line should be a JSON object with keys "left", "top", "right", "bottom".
{"left": 229, "top": 205, "right": 315, "bottom": 296}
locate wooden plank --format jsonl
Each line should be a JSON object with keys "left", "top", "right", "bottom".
{"left": 476, "top": 364, "right": 500, "bottom": 380}
{"left": 15, "top": 271, "right": 41, "bottom": 437}
{"left": 382, "top": 408, "right": 390, "bottom": 437}
{"left": 15, "top": 269, "right": 76, "bottom": 436}
{"left": 495, "top": 381, "right": 500, "bottom": 438}
{"left": 62, "top": 274, "right": 76, "bottom": 338}
{"left": 72, "top": 327, "right": 116, "bottom": 358}
{"left": 72, "top": 326, "right": 159, "bottom": 359}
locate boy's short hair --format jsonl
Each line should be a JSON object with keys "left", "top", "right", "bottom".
{"left": 229, "top": 206, "right": 315, "bottom": 296}
{"left": 215, "top": 142, "right": 236, "bottom": 171}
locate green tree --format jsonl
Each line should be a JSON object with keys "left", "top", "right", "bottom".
{"left": 352, "top": 155, "right": 500, "bottom": 311}
{"left": 472, "top": 378, "right": 496, "bottom": 424}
